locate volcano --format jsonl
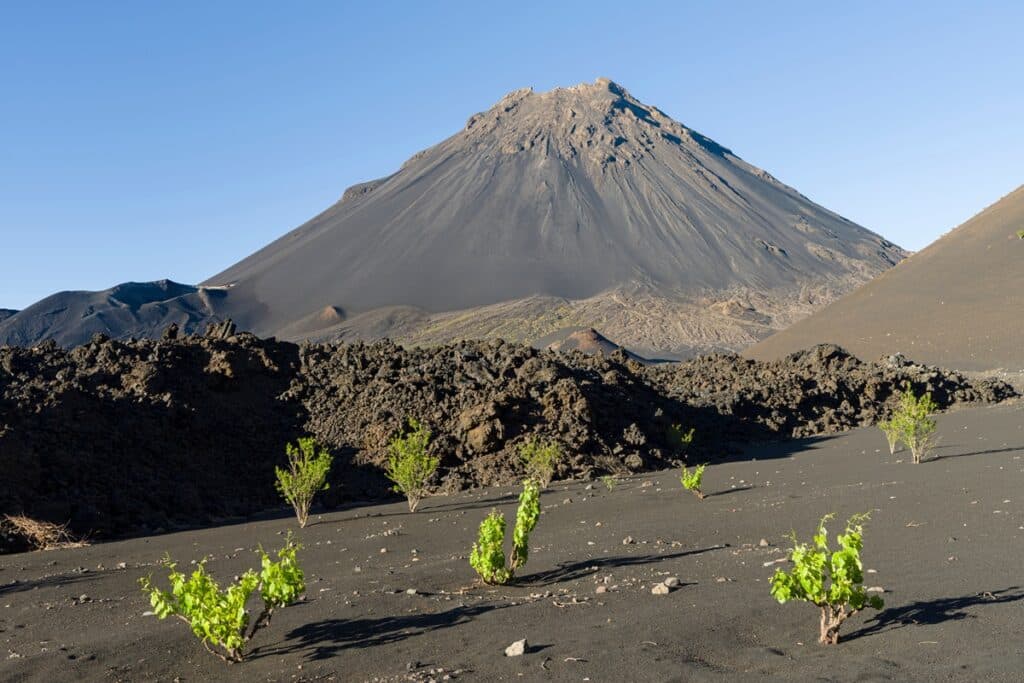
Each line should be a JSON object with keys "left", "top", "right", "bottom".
{"left": 2, "top": 79, "right": 905, "bottom": 354}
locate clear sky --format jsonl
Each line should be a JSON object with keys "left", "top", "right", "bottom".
{"left": 2, "top": 1, "right": 1022, "bottom": 310}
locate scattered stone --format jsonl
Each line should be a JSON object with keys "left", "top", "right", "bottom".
{"left": 505, "top": 639, "right": 528, "bottom": 657}
{"left": 651, "top": 583, "right": 670, "bottom": 595}
{"left": 663, "top": 577, "right": 680, "bottom": 588}
{"left": 758, "top": 538, "right": 769, "bottom": 547}
{"left": 622, "top": 536, "right": 635, "bottom": 545}
{"left": 595, "top": 585, "right": 607, "bottom": 594}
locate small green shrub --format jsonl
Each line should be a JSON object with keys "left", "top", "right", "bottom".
{"left": 668, "top": 424, "right": 695, "bottom": 451}
{"left": 680, "top": 463, "right": 707, "bottom": 499}
{"left": 139, "top": 537, "right": 305, "bottom": 662}
{"left": 889, "top": 383, "right": 939, "bottom": 463}
{"left": 519, "top": 438, "right": 562, "bottom": 488}
{"left": 385, "top": 419, "right": 440, "bottom": 512}
{"left": 601, "top": 474, "right": 617, "bottom": 491}
{"left": 470, "top": 479, "right": 541, "bottom": 584}
{"left": 770, "top": 513, "right": 883, "bottom": 645}
{"left": 1016, "top": 228, "right": 1024, "bottom": 239}
{"left": 877, "top": 418, "right": 901, "bottom": 455}
{"left": 469, "top": 509, "right": 510, "bottom": 584}
{"left": 276, "top": 437, "right": 333, "bottom": 528}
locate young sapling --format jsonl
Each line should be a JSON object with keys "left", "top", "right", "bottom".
{"left": 275, "top": 437, "right": 333, "bottom": 527}
{"left": 668, "top": 424, "right": 695, "bottom": 451}
{"left": 139, "top": 537, "right": 305, "bottom": 662}
{"left": 385, "top": 419, "right": 440, "bottom": 512}
{"left": 770, "top": 513, "right": 883, "bottom": 645}
{"left": 680, "top": 463, "right": 707, "bottom": 499}
{"left": 877, "top": 418, "right": 901, "bottom": 455}
{"left": 886, "top": 383, "right": 939, "bottom": 463}
{"left": 519, "top": 438, "right": 563, "bottom": 489}
{"left": 469, "top": 479, "right": 541, "bottom": 584}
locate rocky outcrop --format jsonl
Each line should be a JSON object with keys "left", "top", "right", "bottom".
{"left": 648, "top": 344, "right": 1014, "bottom": 437}
{"left": 0, "top": 335, "right": 1014, "bottom": 550}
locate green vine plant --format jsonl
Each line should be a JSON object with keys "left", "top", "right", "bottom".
{"left": 668, "top": 424, "right": 695, "bottom": 451}
{"left": 877, "top": 418, "right": 901, "bottom": 455}
{"left": 884, "top": 383, "right": 939, "bottom": 463}
{"left": 139, "top": 537, "right": 305, "bottom": 663}
{"left": 769, "top": 513, "right": 883, "bottom": 645}
{"left": 385, "top": 418, "right": 440, "bottom": 512}
{"left": 275, "top": 437, "right": 333, "bottom": 528}
{"left": 519, "top": 438, "right": 563, "bottom": 489}
{"left": 680, "top": 463, "right": 707, "bottom": 499}
{"left": 469, "top": 479, "right": 541, "bottom": 585}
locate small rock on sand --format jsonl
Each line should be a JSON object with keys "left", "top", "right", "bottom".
{"left": 505, "top": 639, "right": 528, "bottom": 656}
{"left": 651, "top": 583, "right": 670, "bottom": 595}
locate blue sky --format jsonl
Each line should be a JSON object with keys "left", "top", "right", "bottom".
{"left": 2, "top": 1, "right": 1022, "bottom": 309}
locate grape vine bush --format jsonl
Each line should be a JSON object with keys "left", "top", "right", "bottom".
{"left": 385, "top": 419, "right": 440, "bottom": 512}
{"left": 877, "top": 418, "right": 901, "bottom": 455}
{"left": 881, "top": 384, "right": 939, "bottom": 463}
{"left": 770, "top": 513, "right": 883, "bottom": 645}
{"left": 519, "top": 438, "right": 562, "bottom": 489}
{"left": 139, "top": 537, "right": 305, "bottom": 662}
{"left": 680, "top": 463, "right": 707, "bottom": 499}
{"left": 470, "top": 479, "right": 541, "bottom": 584}
{"left": 276, "top": 437, "right": 333, "bottom": 527}
{"left": 668, "top": 424, "right": 695, "bottom": 450}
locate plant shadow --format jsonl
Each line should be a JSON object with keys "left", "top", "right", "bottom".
{"left": 517, "top": 546, "right": 727, "bottom": 586}
{"left": 845, "top": 587, "right": 1024, "bottom": 641}
{"left": 256, "top": 602, "right": 511, "bottom": 661}
{"left": 931, "top": 446, "right": 1022, "bottom": 461}
{"left": 703, "top": 486, "right": 754, "bottom": 499}
{"left": 0, "top": 571, "right": 98, "bottom": 596}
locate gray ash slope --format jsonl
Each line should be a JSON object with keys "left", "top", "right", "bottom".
{"left": 1, "top": 79, "right": 904, "bottom": 353}
{"left": 748, "top": 185, "right": 1024, "bottom": 371}
{"left": 208, "top": 78, "right": 904, "bottom": 354}
{"left": 0, "top": 280, "right": 223, "bottom": 348}
{"left": 0, "top": 332, "right": 1012, "bottom": 550}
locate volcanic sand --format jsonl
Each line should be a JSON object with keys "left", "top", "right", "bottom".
{"left": 748, "top": 185, "right": 1024, "bottom": 372}
{"left": 3, "top": 402, "right": 1024, "bottom": 682}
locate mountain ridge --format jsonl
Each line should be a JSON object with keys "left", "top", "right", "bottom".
{"left": 201, "top": 78, "right": 904, "bottom": 353}
{"left": 2, "top": 79, "right": 905, "bottom": 352}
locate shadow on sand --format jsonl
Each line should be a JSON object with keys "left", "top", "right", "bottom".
{"left": 0, "top": 571, "right": 98, "bottom": 596}
{"left": 259, "top": 602, "right": 512, "bottom": 660}
{"left": 702, "top": 486, "right": 754, "bottom": 499}
{"left": 517, "top": 546, "right": 727, "bottom": 586}
{"left": 931, "top": 446, "right": 1022, "bottom": 461}
{"left": 845, "top": 587, "right": 1024, "bottom": 640}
